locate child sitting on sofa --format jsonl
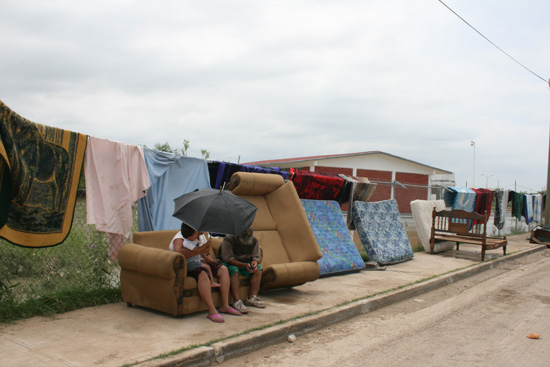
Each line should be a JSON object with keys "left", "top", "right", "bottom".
{"left": 169, "top": 222, "right": 241, "bottom": 322}
{"left": 169, "top": 223, "right": 219, "bottom": 286}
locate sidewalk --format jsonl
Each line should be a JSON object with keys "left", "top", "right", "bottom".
{"left": 1, "top": 234, "right": 545, "bottom": 367}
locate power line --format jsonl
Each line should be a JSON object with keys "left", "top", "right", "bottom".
{"left": 438, "top": 0, "right": 549, "bottom": 85}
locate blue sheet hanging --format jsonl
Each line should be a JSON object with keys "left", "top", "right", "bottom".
{"left": 137, "top": 148, "right": 210, "bottom": 231}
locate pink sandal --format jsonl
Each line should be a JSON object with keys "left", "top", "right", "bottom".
{"left": 220, "top": 307, "right": 242, "bottom": 316}
{"left": 206, "top": 314, "right": 225, "bottom": 323}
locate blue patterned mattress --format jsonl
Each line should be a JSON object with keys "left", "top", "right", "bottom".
{"left": 352, "top": 199, "right": 414, "bottom": 265}
{"left": 301, "top": 199, "right": 365, "bottom": 276}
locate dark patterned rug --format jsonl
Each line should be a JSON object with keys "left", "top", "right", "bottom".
{"left": 0, "top": 100, "right": 87, "bottom": 247}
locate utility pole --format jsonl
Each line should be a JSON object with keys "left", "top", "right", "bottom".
{"left": 470, "top": 140, "right": 476, "bottom": 187}
{"left": 545, "top": 128, "right": 550, "bottom": 225}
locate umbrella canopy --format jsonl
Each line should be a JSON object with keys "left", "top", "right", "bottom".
{"left": 172, "top": 188, "right": 257, "bottom": 235}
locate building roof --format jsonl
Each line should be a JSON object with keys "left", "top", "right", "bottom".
{"left": 244, "top": 151, "right": 453, "bottom": 174}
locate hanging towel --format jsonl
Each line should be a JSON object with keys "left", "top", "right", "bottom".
{"left": 508, "top": 191, "right": 524, "bottom": 220}
{"left": 523, "top": 194, "right": 534, "bottom": 225}
{"left": 138, "top": 148, "right": 210, "bottom": 231}
{"left": 472, "top": 188, "right": 493, "bottom": 223}
{"left": 443, "top": 188, "right": 456, "bottom": 208}
{"left": 0, "top": 100, "right": 87, "bottom": 247}
{"left": 445, "top": 187, "right": 476, "bottom": 212}
{"left": 85, "top": 137, "right": 150, "bottom": 259}
{"left": 338, "top": 175, "right": 377, "bottom": 229}
{"left": 289, "top": 168, "right": 345, "bottom": 201}
{"left": 493, "top": 190, "right": 509, "bottom": 230}
{"left": 533, "top": 194, "right": 543, "bottom": 223}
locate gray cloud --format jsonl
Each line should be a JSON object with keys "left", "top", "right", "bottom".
{"left": 1, "top": 0, "right": 548, "bottom": 192}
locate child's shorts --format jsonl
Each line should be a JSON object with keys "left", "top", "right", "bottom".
{"left": 187, "top": 263, "right": 223, "bottom": 281}
{"left": 224, "top": 263, "right": 263, "bottom": 277}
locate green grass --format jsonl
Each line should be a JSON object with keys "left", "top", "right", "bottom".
{"left": 0, "top": 196, "right": 125, "bottom": 323}
{"left": 0, "top": 287, "right": 121, "bottom": 323}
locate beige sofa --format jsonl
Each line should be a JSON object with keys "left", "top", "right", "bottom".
{"left": 118, "top": 172, "right": 322, "bottom": 316}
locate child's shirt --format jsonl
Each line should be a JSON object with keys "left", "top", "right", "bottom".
{"left": 169, "top": 231, "right": 202, "bottom": 271}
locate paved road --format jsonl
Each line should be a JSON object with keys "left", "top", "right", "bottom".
{"left": 219, "top": 249, "right": 550, "bottom": 367}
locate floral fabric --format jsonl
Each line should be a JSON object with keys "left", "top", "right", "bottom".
{"left": 301, "top": 199, "right": 365, "bottom": 275}
{"left": 352, "top": 199, "right": 414, "bottom": 265}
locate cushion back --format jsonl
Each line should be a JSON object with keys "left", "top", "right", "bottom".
{"left": 254, "top": 231, "right": 290, "bottom": 267}
{"left": 231, "top": 172, "right": 285, "bottom": 196}
{"left": 133, "top": 230, "right": 178, "bottom": 250}
{"left": 266, "top": 182, "right": 322, "bottom": 262}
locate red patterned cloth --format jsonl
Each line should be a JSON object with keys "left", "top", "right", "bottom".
{"left": 289, "top": 168, "right": 344, "bottom": 201}
{"left": 472, "top": 188, "right": 493, "bottom": 224}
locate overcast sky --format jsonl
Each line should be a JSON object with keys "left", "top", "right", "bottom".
{"left": 1, "top": 0, "right": 549, "bottom": 192}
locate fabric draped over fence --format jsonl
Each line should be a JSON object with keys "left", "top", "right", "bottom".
{"left": 289, "top": 168, "right": 345, "bottom": 202}
{"left": 138, "top": 148, "right": 210, "bottom": 232}
{"left": 85, "top": 137, "right": 151, "bottom": 260}
{"left": 207, "top": 161, "right": 288, "bottom": 190}
{"left": 0, "top": 100, "right": 87, "bottom": 247}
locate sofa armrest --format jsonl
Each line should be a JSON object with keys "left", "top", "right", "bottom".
{"left": 118, "top": 243, "right": 186, "bottom": 279}
{"left": 260, "top": 261, "right": 320, "bottom": 291}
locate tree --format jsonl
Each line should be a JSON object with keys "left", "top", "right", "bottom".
{"left": 152, "top": 139, "right": 210, "bottom": 159}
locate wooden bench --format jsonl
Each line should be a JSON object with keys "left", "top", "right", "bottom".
{"left": 429, "top": 208, "right": 507, "bottom": 261}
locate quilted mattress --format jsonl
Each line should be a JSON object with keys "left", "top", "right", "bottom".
{"left": 410, "top": 199, "right": 454, "bottom": 253}
{"left": 352, "top": 199, "right": 414, "bottom": 265}
{"left": 301, "top": 199, "right": 365, "bottom": 276}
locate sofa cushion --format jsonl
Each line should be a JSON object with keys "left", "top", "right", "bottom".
{"left": 231, "top": 172, "right": 285, "bottom": 196}
{"left": 254, "top": 230, "right": 290, "bottom": 268}
{"left": 266, "top": 182, "right": 322, "bottom": 262}
{"left": 236, "top": 195, "right": 276, "bottom": 231}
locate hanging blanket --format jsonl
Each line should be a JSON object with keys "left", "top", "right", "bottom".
{"left": 472, "top": 188, "right": 493, "bottom": 224}
{"left": 450, "top": 187, "right": 476, "bottom": 212}
{"left": 352, "top": 199, "right": 414, "bottom": 265}
{"left": 301, "top": 199, "right": 365, "bottom": 276}
{"left": 137, "top": 148, "right": 210, "bottom": 231}
{"left": 410, "top": 199, "right": 454, "bottom": 253}
{"left": 534, "top": 194, "right": 543, "bottom": 223}
{"left": 85, "top": 137, "right": 151, "bottom": 260}
{"left": 493, "top": 190, "right": 509, "bottom": 230}
{"left": 339, "top": 175, "right": 377, "bottom": 229}
{"left": 289, "top": 168, "right": 344, "bottom": 201}
{"left": 508, "top": 191, "right": 524, "bottom": 220}
{"left": 0, "top": 100, "right": 87, "bottom": 247}
{"left": 523, "top": 194, "right": 534, "bottom": 225}
{"left": 207, "top": 161, "right": 288, "bottom": 190}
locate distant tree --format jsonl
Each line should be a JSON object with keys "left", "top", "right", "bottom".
{"left": 153, "top": 139, "right": 210, "bottom": 159}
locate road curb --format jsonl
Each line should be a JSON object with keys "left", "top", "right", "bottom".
{"left": 138, "top": 245, "right": 547, "bottom": 367}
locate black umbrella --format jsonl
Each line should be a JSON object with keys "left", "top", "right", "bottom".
{"left": 172, "top": 188, "right": 257, "bottom": 235}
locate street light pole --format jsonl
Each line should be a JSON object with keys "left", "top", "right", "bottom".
{"left": 470, "top": 140, "right": 476, "bottom": 187}
{"left": 481, "top": 174, "right": 494, "bottom": 189}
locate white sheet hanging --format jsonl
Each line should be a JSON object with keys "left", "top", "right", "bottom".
{"left": 85, "top": 137, "right": 150, "bottom": 239}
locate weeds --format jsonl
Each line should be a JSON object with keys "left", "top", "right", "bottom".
{"left": 0, "top": 195, "right": 123, "bottom": 323}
